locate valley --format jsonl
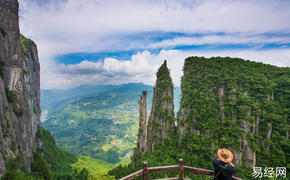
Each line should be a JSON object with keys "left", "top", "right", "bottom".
{"left": 41, "top": 83, "right": 181, "bottom": 164}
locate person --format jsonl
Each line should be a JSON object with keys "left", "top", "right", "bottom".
{"left": 212, "top": 148, "right": 237, "bottom": 180}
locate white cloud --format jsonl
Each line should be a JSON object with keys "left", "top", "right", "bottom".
{"left": 150, "top": 35, "right": 290, "bottom": 48}
{"left": 41, "top": 49, "right": 290, "bottom": 89}
{"left": 19, "top": 0, "right": 290, "bottom": 55}
{"left": 103, "top": 51, "right": 156, "bottom": 74}
{"left": 18, "top": 0, "right": 290, "bottom": 89}
{"left": 60, "top": 60, "right": 103, "bottom": 74}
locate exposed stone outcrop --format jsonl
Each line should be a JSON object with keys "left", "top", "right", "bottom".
{"left": 0, "top": 0, "right": 41, "bottom": 174}
{"left": 146, "top": 60, "right": 175, "bottom": 153}
{"left": 218, "top": 86, "right": 225, "bottom": 120}
{"left": 136, "top": 91, "right": 147, "bottom": 154}
{"left": 253, "top": 115, "right": 260, "bottom": 134}
{"left": 226, "top": 90, "right": 256, "bottom": 167}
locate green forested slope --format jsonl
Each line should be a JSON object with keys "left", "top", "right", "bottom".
{"left": 35, "top": 126, "right": 115, "bottom": 180}
{"left": 2, "top": 126, "right": 115, "bottom": 180}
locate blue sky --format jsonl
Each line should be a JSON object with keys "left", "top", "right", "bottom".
{"left": 19, "top": 0, "right": 290, "bottom": 89}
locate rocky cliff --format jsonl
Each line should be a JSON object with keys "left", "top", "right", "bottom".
{"left": 146, "top": 60, "right": 175, "bottom": 153}
{"left": 0, "top": 0, "right": 41, "bottom": 174}
{"left": 113, "top": 57, "right": 288, "bottom": 179}
{"left": 133, "top": 57, "right": 288, "bottom": 168}
{"left": 177, "top": 56, "right": 289, "bottom": 167}
{"left": 136, "top": 91, "right": 147, "bottom": 154}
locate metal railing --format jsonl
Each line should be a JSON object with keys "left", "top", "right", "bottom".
{"left": 119, "top": 159, "right": 242, "bottom": 180}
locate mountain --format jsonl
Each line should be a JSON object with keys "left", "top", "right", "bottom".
{"left": 110, "top": 57, "right": 289, "bottom": 179}
{"left": 0, "top": 0, "right": 41, "bottom": 175}
{"left": 42, "top": 83, "right": 181, "bottom": 164}
{"left": 41, "top": 84, "right": 119, "bottom": 112}
{"left": 0, "top": 1, "right": 116, "bottom": 179}
{"left": 146, "top": 60, "right": 176, "bottom": 153}
{"left": 177, "top": 57, "right": 289, "bottom": 169}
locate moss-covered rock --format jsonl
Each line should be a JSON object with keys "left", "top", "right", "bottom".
{"left": 20, "top": 34, "right": 35, "bottom": 57}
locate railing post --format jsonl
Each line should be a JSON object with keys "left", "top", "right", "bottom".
{"left": 143, "top": 161, "right": 148, "bottom": 180}
{"left": 179, "top": 159, "right": 184, "bottom": 180}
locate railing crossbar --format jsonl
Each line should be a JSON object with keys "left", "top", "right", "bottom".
{"left": 119, "top": 159, "right": 242, "bottom": 180}
{"left": 119, "top": 169, "right": 143, "bottom": 180}
{"left": 184, "top": 166, "right": 213, "bottom": 175}
{"left": 148, "top": 165, "right": 178, "bottom": 172}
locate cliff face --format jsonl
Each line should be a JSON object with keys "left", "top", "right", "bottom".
{"left": 136, "top": 91, "right": 147, "bottom": 154}
{"left": 146, "top": 60, "right": 175, "bottom": 153}
{"left": 0, "top": 0, "right": 41, "bottom": 174}
{"left": 178, "top": 56, "right": 289, "bottom": 167}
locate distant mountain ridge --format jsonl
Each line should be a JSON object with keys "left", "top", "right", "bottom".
{"left": 41, "top": 83, "right": 180, "bottom": 113}
{"left": 41, "top": 84, "right": 128, "bottom": 112}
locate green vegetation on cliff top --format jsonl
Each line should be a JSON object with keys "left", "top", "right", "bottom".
{"left": 20, "top": 34, "right": 34, "bottom": 57}
{"left": 179, "top": 57, "right": 289, "bottom": 168}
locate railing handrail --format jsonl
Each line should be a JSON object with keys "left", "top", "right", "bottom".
{"left": 148, "top": 165, "right": 178, "bottom": 172}
{"left": 119, "top": 169, "right": 143, "bottom": 180}
{"left": 119, "top": 159, "right": 243, "bottom": 180}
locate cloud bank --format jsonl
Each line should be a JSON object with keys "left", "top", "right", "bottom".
{"left": 44, "top": 49, "right": 290, "bottom": 89}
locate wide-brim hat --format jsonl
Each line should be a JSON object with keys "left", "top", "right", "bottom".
{"left": 217, "top": 148, "right": 234, "bottom": 163}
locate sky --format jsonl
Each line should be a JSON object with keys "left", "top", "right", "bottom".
{"left": 19, "top": 0, "right": 290, "bottom": 89}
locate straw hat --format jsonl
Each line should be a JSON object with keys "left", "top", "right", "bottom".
{"left": 217, "top": 148, "right": 234, "bottom": 163}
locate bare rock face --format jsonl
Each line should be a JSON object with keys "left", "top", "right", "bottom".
{"left": 136, "top": 91, "right": 147, "bottom": 153}
{"left": 146, "top": 60, "right": 175, "bottom": 153}
{"left": 218, "top": 86, "right": 225, "bottom": 120}
{"left": 0, "top": 0, "right": 41, "bottom": 174}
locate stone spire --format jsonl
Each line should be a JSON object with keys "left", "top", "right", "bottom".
{"left": 146, "top": 60, "right": 175, "bottom": 152}
{"left": 136, "top": 90, "right": 147, "bottom": 153}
